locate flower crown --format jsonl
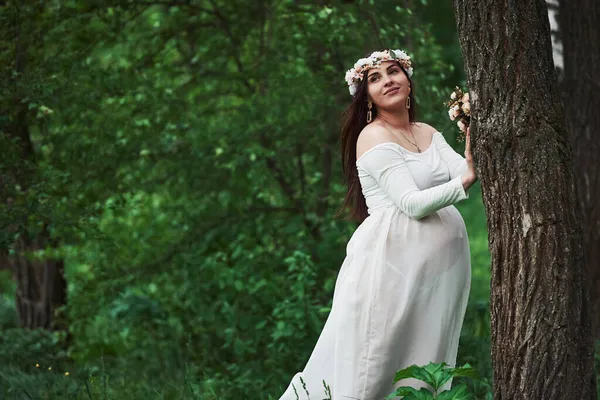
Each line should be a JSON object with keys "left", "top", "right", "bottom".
{"left": 344, "top": 49, "right": 413, "bottom": 96}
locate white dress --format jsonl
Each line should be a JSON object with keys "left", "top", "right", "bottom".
{"left": 279, "top": 131, "right": 472, "bottom": 400}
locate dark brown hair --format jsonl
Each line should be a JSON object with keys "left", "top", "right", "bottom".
{"left": 334, "top": 63, "right": 417, "bottom": 223}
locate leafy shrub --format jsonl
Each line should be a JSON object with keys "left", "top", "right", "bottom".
{"left": 0, "top": 328, "right": 68, "bottom": 371}
{"left": 0, "top": 294, "right": 17, "bottom": 330}
{"left": 387, "top": 362, "right": 479, "bottom": 400}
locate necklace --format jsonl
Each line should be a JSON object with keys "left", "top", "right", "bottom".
{"left": 397, "top": 130, "right": 421, "bottom": 153}
{"left": 385, "top": 123, "right": 421, "bottom": 153}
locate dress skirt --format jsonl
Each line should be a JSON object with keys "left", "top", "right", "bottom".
{"left": 279, "top": 204, "right": 471, "bottom": 400}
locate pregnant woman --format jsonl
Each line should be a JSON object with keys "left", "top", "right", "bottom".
{"left": 279, "top": 49, "right": 477, "bottom": 400}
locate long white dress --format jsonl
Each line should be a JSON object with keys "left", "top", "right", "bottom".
{"left": 279, "top": 131, "right": 472, "bottom": 400}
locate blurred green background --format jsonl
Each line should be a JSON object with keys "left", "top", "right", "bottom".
{"left": 0, "top": 0, "right": 498, "bottom": 398}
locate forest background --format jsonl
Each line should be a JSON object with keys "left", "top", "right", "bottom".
{"left": 0, "top": 0, "right": 596, "bottom": 399}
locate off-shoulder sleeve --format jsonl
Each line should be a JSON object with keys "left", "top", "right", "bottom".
{"left": 358, "top": 144, "right": 468, "bottom": 220}
{"left": 432, "top": 132, "right": 468, "bottom": 179}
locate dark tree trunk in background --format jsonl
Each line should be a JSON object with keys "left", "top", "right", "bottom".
{"left": 452, "top": 0, "right": 596, "bottom": 398}
{"left": 1, "top": 4, "right": 68, "bottom": 330}
{"left": 12, "top": 235, "right": 67, "bottom": 330}
{"left": 4, "top": 105, "right": 67, "bottom": 331}
{"left": 558, "top": 0, "right": 600, "bottom": 340}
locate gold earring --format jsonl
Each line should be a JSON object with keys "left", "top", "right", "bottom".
{"left": 367, "top": 100, "right": 373, "bottom": 123}
{"left": 405, "top": 95, "right": 411, "bottom": 109}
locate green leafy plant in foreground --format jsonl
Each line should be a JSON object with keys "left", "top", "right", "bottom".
{"left": 386, "top": 362, "right": 477, "bottom": 400}
{"left": 289, "top": 362, "right": 478, "bottom": 400}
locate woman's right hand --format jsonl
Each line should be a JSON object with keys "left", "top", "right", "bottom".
{"left": 462, "top": 127, "right": 477, "bottom": 189}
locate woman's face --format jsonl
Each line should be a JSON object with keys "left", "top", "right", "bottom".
{"left": 366, "top": 60, "right": 410, "bottom": 109}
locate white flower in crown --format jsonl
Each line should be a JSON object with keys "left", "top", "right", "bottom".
{"left": 391, "top": 49, "right": 409, "bottom": 60}
{"left": 345, "top": 69, "right": 355, "bottom": 85}
{"left": 370, "top": 50, "right": 387, "bottom": 59}
{"left": 344, "top": 48, "right": 414, "bottom": 96}
{"left": 354, "top": 57, "right": 371, "bottom": 70}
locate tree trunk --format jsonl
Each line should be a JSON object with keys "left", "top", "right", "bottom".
{"left": 1, "top": 3, "right": 68, "bottom": 330}
{"left": 452, "top": 0, "right": 597, "bottom": 398}
{"left": 3, "top": 105, "right": 68, "bottom": 331}
{"left": 558, "top": 0, "right": 600, "bottom": 341}
{"left": 12, "top": 235, "right": 67, "bottom": 330}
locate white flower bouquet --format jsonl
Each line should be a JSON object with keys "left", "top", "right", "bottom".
{"left": 445, "top": 86, "right": 470, "bottom": 140}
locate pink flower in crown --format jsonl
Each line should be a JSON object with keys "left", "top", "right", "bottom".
{"left": 370, "top": 51, "right": 387, "bottom": 60}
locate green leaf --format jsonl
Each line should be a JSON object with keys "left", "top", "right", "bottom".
{"left": 448, "top": 363, "right": 478, "bottom": 379}
{"left": 387, "top": 386, "right": 434, "bottom": 400}
{"left": 394, "top": 364, "right": 435, "bottom": 387}
{"left": 434, "top": 373, "right": 455, "bottom": 392}
{"left": 422, "top": 362, "right": 450, "bottom": 389}
{"left": 436, "top": 383, "right": 475, "bottom": 400}
{"left": 395, "top": 362, "right": 477, "bottom": 391}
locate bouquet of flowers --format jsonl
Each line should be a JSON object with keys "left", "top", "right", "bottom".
{"left": 445, "top": 86, "right": 470, "bottom": 140}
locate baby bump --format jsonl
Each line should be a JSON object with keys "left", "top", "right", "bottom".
{"left": 384, "top": 206, "right": 469, "bottom": 285}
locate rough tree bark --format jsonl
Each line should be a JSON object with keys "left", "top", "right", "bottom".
{"left": 452, "top": 0, "right": 597, "bottom": 398}
{"left": 558, "top": 0, "right": 600, "bottom": 340}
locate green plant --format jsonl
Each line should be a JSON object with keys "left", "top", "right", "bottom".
{"left": 292, "top": 376, "right": 332, "bottom": 400}
{"left": 386, "top": 362, "right": 478, "bottom": 400}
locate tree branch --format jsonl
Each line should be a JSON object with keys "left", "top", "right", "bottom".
{"left": 207, "top": 0, "right": 252, "bottom": 91}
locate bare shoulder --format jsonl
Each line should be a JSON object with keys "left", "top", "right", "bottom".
{"left": 356, "top": 123, "right": 396, "bottom": 160}
{"left": 413, "top": 122, "right": 439, "bottom": 147}
{"left": 413, "top": 122, "right": 438, "bottom": 136}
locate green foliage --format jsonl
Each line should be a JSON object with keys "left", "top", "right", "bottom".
{"left": 0, "top": 271, "right": 17, "bottom": 329}
{"left": 387, "top": 362, "right": 477, "bottom": 400}
{"left": 291, "top": 376, "right": 333, "bottom": 400}
{"left": 0, "top": 0, "right": 499, "bottom": 398}
{"left": 0, "top": 328, "right": 68, "bottom": 372}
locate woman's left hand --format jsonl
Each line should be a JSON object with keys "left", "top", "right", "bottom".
{"left": 463, "top": 127, "right": 477, "bottom": 184}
